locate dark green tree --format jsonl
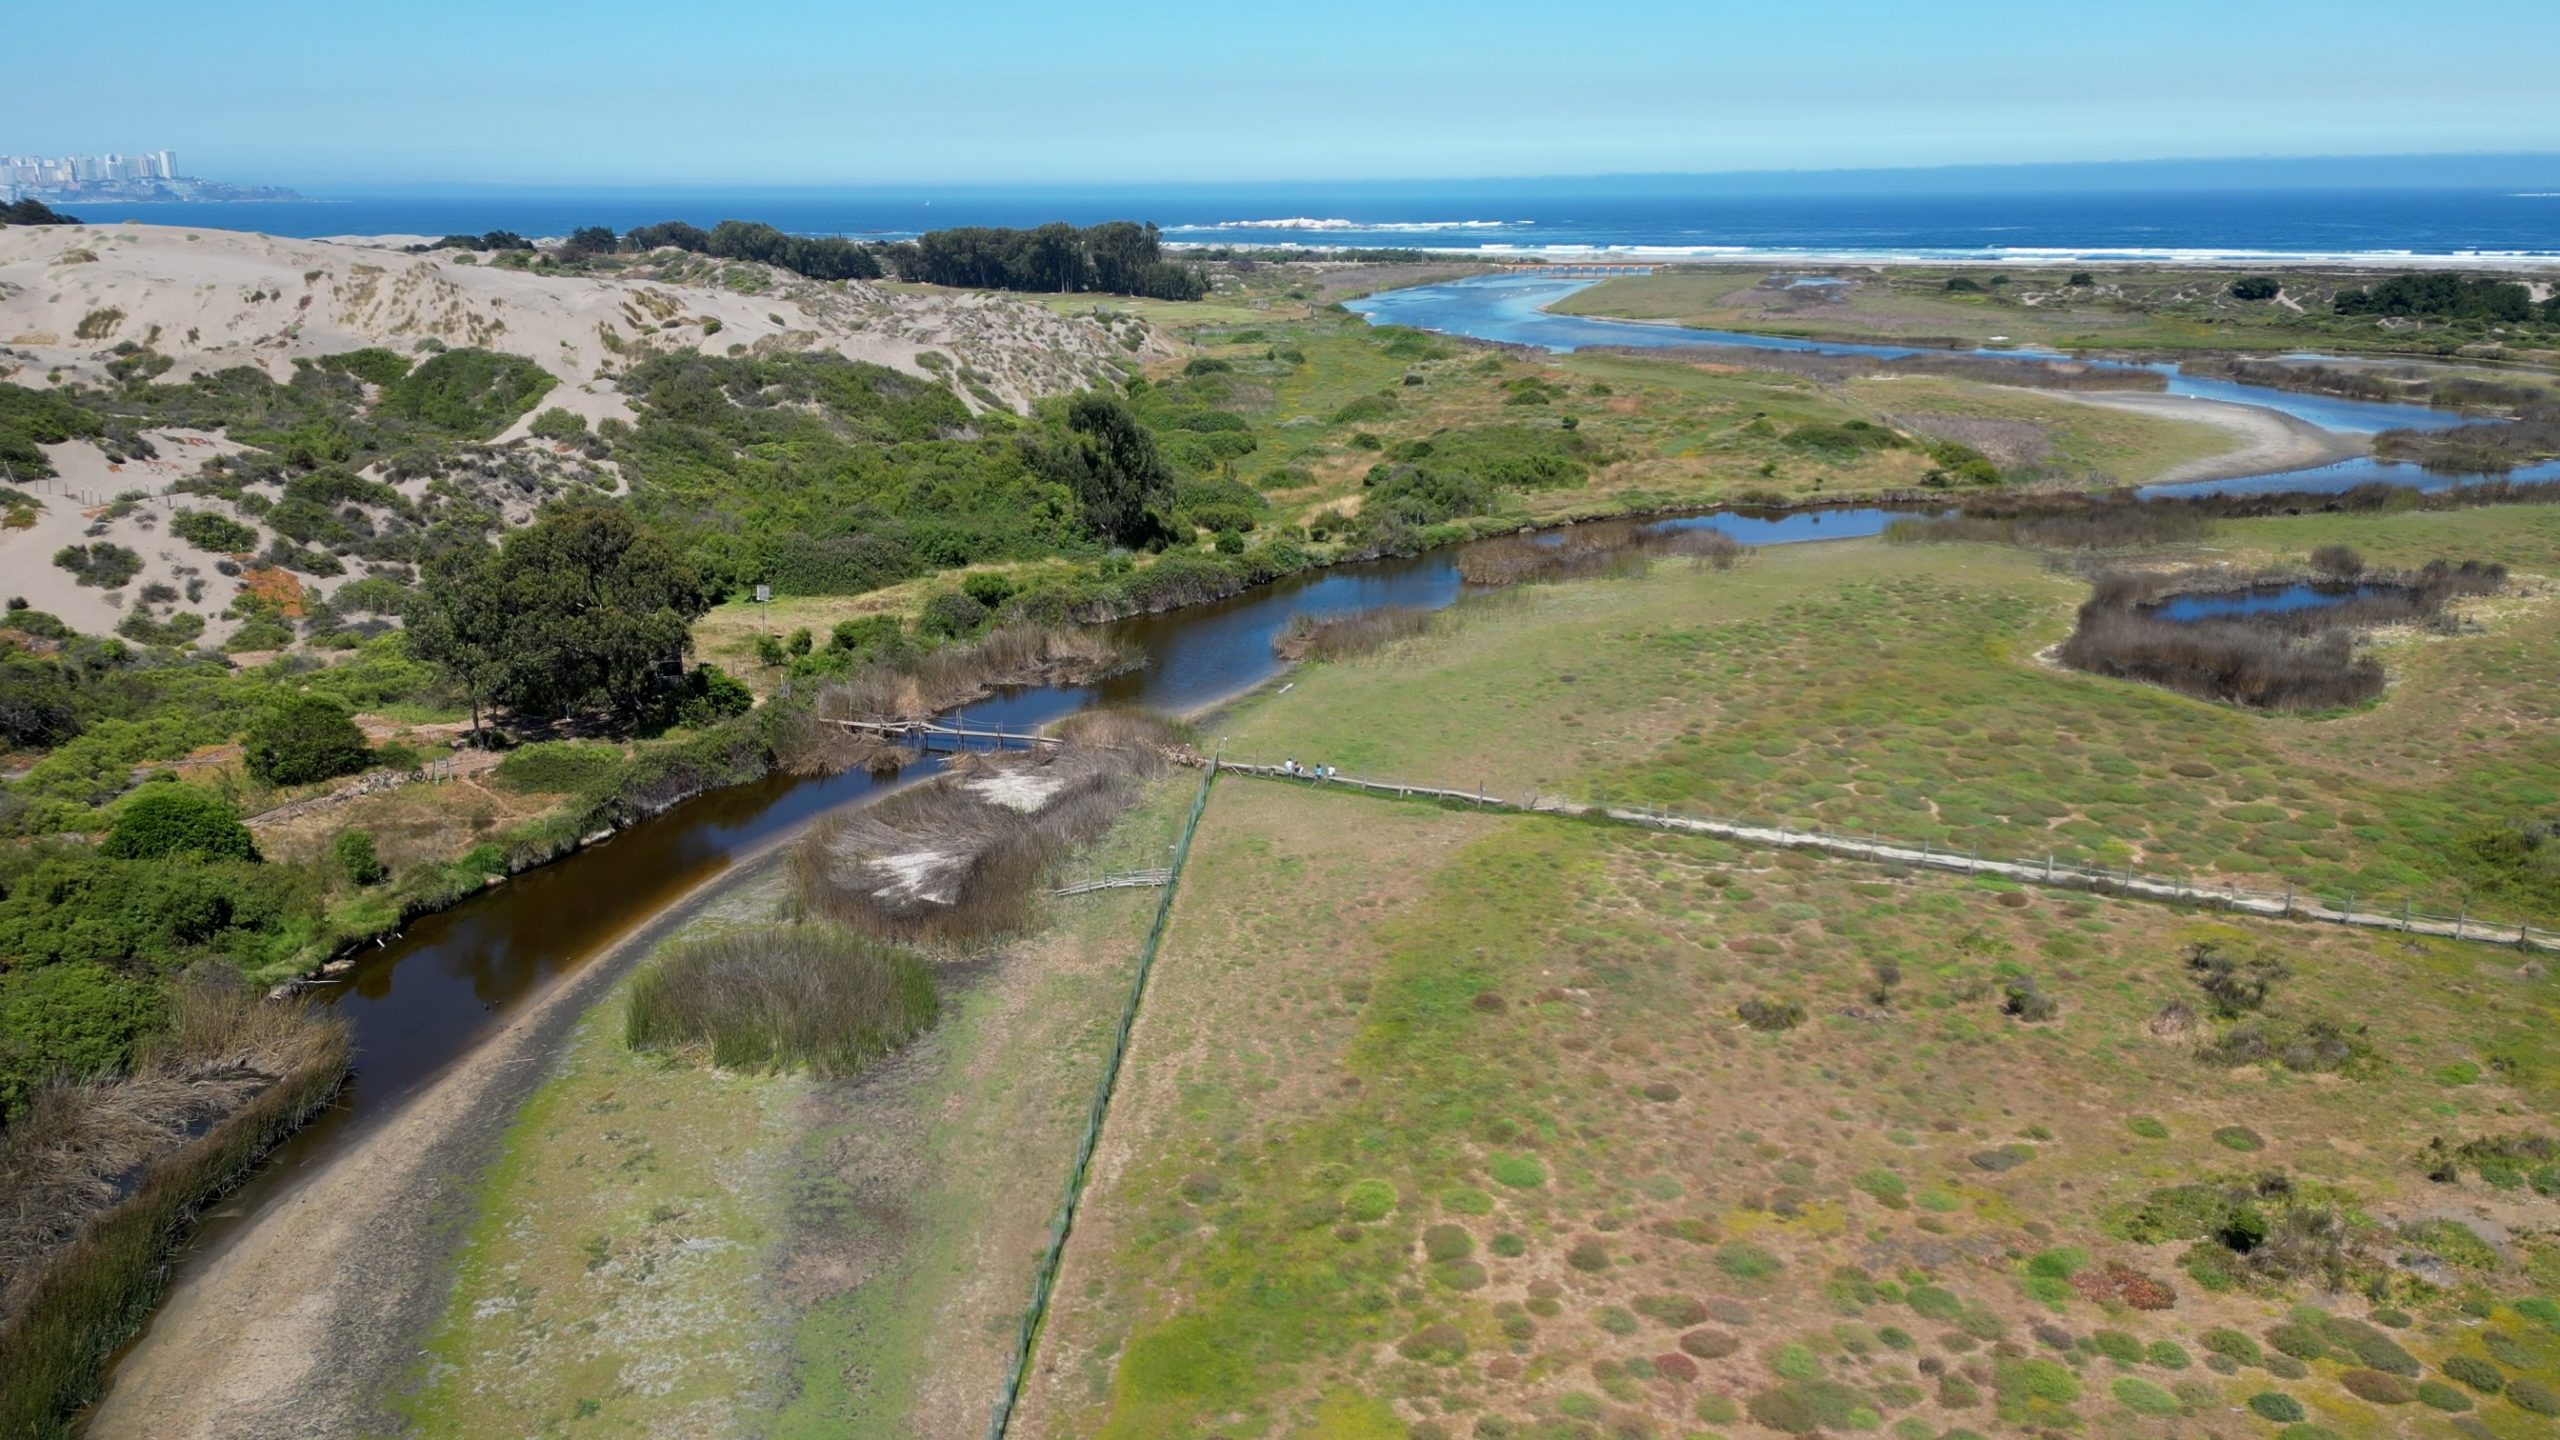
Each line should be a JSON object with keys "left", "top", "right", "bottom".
{"left": 334, "top": 829, "right": 388, "bottom": 886}
{"left": 243, "top": 692, "right": 372, "bottom": 787}
{"left": 1025, "top": 395, "right": 1176, "bottom": 547}
{"left": 405, "top": 542, "right": 511, "bottom": 739}
{"left": 419, "top": 505, "right": 712, "bottom": 724}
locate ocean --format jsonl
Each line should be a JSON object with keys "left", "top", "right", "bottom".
{"left": 42, "top": 183, "right": 2560, "bottom": 264}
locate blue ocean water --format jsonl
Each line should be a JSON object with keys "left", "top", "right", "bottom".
{"left": 47, "top": 184, "right": 2560, "bottom": 261}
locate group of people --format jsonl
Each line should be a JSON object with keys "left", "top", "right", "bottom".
{"left": 1281, "top": 758, "right": 1335, "bottom": 782}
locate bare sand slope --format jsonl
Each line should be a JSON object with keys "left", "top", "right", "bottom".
{"left": 0, "top": 222, "right": 1156, "bottom": 413}
{"left": 2062, "top": 388, "right": 2366, "bottom": 484}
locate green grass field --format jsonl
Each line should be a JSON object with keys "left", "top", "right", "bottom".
{"left": 1022, "top": 510, "right": 2560, "bottom": 1438}
{"left": 1548, "top": 266, "right": 2560, "bottom": 362}
{"left": 1207, "top": 507, "right": 2560, "bottom": 925}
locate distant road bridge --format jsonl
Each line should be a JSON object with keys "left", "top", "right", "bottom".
{"left": 1499, "top": 263, "right": 1658, "bottom": 277}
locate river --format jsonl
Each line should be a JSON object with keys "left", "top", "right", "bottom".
{"left": 93, "top": 270, "right": 2560, "bottom": 1415}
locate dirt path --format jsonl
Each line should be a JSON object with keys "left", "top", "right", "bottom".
{"left": 86, "top": 844, "right": 795, "bottom": 1440}
{"left": 2060, "top": 388, "right": 2367, "bottom": 483}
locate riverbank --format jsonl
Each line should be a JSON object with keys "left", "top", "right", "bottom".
{"left": 85, "top": 833, "right": 810, "bottom": 1438}
{"left": 2055, "top": 389, "right": 2368, "bottom": 485}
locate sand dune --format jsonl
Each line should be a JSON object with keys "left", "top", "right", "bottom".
{"left": 0, "top": 223, "right": 1156, "bottom": 415}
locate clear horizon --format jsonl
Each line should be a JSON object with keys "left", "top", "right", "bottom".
{"left": 10, "top": 0, "right": 2557, "bottom": 187}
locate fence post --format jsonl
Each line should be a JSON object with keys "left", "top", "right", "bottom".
{"left": 2454, "top": 909, "right": 2465, "bottom": 942}
{"left": 2283, "top": 882, "right": 2293, "bottom": 916}
{"left": 2403, "top": 899, "right": 2413, "bottom": 932}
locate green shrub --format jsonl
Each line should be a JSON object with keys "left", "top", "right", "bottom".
{"left": 2416, "top": 1381, "right": 2471, "bottom": 1412}
{"left": 101, "top": 786, "right": 257, "bottom": 861}
{"left": 1566, "top": 1236, "right": 1610, "bottom": 1272}
{"left": 2247, "top": 1392, "right": 2304, "bottom": 1422}
{"left": 1746, "top": 1380, "right": 1877, "bottom": 1435}
{"left": 1487, "top": 1152, "right": 1544, "bottom": 1188}
{"left": 2340, "top": 1369, "right": 2415, "bottom": 1404}
{"left": 2146, "top": 1340, "right": 2189, "bottom": 1369}
{"left": 2212, "top": 1125, "right": 2264, "bottom": 1152}
{"left": 492, "top": 740, "right": 627, "bottom": 795}
{"left": 170, "top": 509, "right": 259, "bottom": 553}
{"left": 242, "top": 693, "right": 370, "bottom": 787}
{"left": 333, "top": 829, "right": 387, "bottom": 886}
{"left": 0, "top": 961, "right": 166, "bottom": 1117}
{"left": 1771, "top": 1343, "right": 1823, "bottom": 1381}
{"left": 1441, "top": 1185, "right": 1493, "bottom": 1215}
{"left": 1717, "top": 1242, "right": 1783, "bottom": 1280}
{"left": 1905, "top": 1285, "right": 1962, "bottom": 1320}
{"left": 2202, "top": 1327, "right": 2261, "bottom": 1366}
{"left": 2110, "top": 1377, "right": 2179, "bottom": 1416}
{"left": 2265, "top": 1322, "right": 2330, "bottom": 1362}
{"left": 1994, "top": 1357, "right": 2080, "bottom": 1423}
{"left": 2126, "top": 1115, "right": 2168, "bottom": 1139}
{"left": 2091, "top": 1330, "right": 2143, "bottom": 1364}
{"left": 2441, "top": 1354, "right": 2504, "bottom": 1394}
{"left": 1422, "top": 1224, "right": 1473, "bottom": 1261}
{"left": 2511, "top": 1377, "right": 2560, "bottom": 1415}
{"left": 1341, "top": 1179, "right": 1396, "bottom": 1222}
{"left": 53, "top": 542, "right": 142, "bottom": 588}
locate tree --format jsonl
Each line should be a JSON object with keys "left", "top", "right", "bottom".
{"left": 416, "top": 505, "right": 712, "bottom": 725}
{"left": 405, "top": 541, "right": 510, "bottom": 740}
{"left": 0, "top": 657, "right": 80, "bottom": 748}
{"left": 1025, "top": 395, "right": 1176, "bottom": 547}
{"left": 243, "top": 692, "right": 372, "bottom": 787}
{"left": 563, "top": 225, "right": 619, "bottom": 259}
{"left": 2229, "top": 276, "right": 2281, "bottom": 301}
{"left": 101, "top": 785, "right": 258, "bottom": 861}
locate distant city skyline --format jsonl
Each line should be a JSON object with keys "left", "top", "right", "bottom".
{"left": 7, "top": 0, "right": 2557, "bottom": 187}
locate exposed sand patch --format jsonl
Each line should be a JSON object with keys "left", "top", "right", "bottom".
{"left": 868, "top": 849, "right": 961, "bottom": 905}
{"left": 2058, "top": 388, "right": 2366, "bottom": 484}
{"left": 961, "top": 767, "right": 1067, "bottom": 813}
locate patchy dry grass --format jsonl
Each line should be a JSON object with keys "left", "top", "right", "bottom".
{"left": 1023, "top": 774, "right": 2560, "bottom": 1440}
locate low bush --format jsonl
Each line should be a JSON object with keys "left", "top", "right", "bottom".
{"left": 1271, "top": 605, "right": 1433, "bottom": 663}
{"left": 242, "top": 693, "right": 371, "bottom": 787}
{"left": 1737, "top": 997, "right": 1805, "bottom": 1032}
{"left": 623, "top": 922, "right": 936, "bottom": 1075}
{"left": 101, "top": 786, "right": 257, "bottom": 862}
{"left": 2248, "top": 1392, "right": 2305, "bottom": 1422}
{"left": 2441, "top": 1354, "right": 2503, "bottom": 1394}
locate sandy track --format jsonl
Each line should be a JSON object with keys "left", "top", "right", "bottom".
{"left": 2058, "top": 388, "right": 2367, "bottom": 484}
{"left": 86, "top": 846, "right": 794, "bottom": 1440}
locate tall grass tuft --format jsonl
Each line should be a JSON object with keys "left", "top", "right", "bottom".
{"left": 1273, "top": 605, "right": 1436, "bottom": 662}
{"left": 0, "top": 977, "right": 349, "bottom": 1439}
{"left": 624, "top": 923, "right": 938, "bottom": 1076}
{"left": 1458, "top": 522, "right": 1744, "bottom": 588}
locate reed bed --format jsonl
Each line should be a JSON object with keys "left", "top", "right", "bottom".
{"left": 791, "top": 711, "right": 1181, "bottom": 942}
{"left": 0, "top": 978, "right": 349, "bottom": 1437}
{"left": 1457, "top": 522, "right": 1745, "bottom": 588}
{"left": 624, "top": 923, "right": 938, "bottom": 1076}
{"left": 2056, "top": 560, "right": 2506, "bottom": 712}
{"left": 1272, "top": 605, "right": 1436, "bottom": 662}
{"left": 813, "top": 624, "right": 1131, "bottom": 726}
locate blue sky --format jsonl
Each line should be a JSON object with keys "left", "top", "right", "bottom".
{"left": 10, "top": 0, "right": 2557, "bottom": 186}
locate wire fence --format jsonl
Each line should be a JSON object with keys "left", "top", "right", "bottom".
{"left": 985, "top": 756, "right": 1220, "bottom": 1440}
{"left": 1215, "top": 760, "right": 2558, "bottom": 955}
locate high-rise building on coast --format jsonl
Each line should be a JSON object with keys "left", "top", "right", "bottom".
{"left": 2, "top": 149, "right": 298, "bottom": 204}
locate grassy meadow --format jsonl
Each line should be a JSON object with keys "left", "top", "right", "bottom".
{"left": 1205, "top": 506, "right": 2560, "bottom": 926}
{"left": 1549, "top": 266, "right": 2560, "bottom": 362}
{"left": 1020, "top": 509, "right": 2560, "bottom": 1439}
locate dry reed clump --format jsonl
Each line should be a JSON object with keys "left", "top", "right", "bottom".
{"left": 2056, "top": 560, "right": 2506, "bottom": 712}
{"left": 813, "top": 624, "right": 1132, "bottom": 725}
{"left": 0, "top": 976, "right": 347, "bottom": 1322}
{"left": 791, "top": 710, "right": 1181, "bottom": 942}
{"left": 623, "top": 922, "right": 938, "bottom": 1076}
{"left": 1893, "top": 478, "right": 2560, "bottom": 552}
{"left": 1458, "top": 522, "right": 1745, "bottom": 588}
{"left": 1273, "top": 605, "right": 1436, "bottom": 662}
{"left": 0, "top": 976, "right": 349, "bottom": 1437}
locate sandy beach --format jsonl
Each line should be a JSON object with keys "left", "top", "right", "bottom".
{"left": 2056, "top": 387, "right": 2368, "bottom": 484}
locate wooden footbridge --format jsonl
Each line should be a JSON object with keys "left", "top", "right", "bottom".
{"left": 829, "top": 717, "right": 1066, "bottom": 751}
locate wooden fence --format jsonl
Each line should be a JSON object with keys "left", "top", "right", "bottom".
{"left": 1213, "top": 761, "right": 2558, "bottom": 954}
